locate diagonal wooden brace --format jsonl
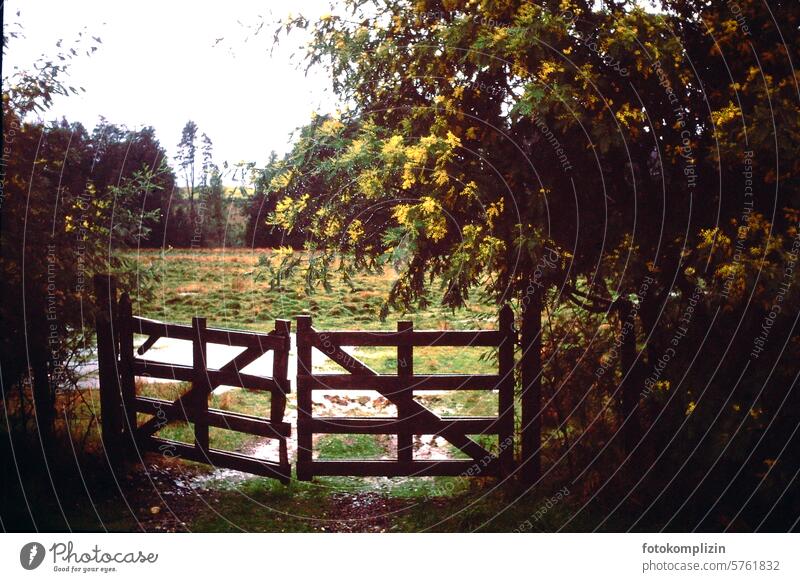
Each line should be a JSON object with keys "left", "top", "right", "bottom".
{"left": 310, "top": 328, "right": 494, "bottom": 462}
{"left": 136, "top": 342, "right": 284, "bottom": 438}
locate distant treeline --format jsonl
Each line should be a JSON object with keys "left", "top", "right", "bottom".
{"left": 3, "top": 117, "right": 303, "bottom": 250}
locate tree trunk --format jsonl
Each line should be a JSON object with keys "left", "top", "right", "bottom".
{"left": 618, "top": 299, "right": 641, "bottom": 456}
{"left": 520, "top": 288, "right": 542, "bottom": 487}
{"left": 29, "top": 310, "right": 56, "bottom": 453}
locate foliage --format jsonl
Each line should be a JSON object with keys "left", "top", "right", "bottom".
{"left": 264, "top": 0, "right": 800, "bottom": 528}
{"left": 1, "top": 27, "right": 163, "bottom": 446}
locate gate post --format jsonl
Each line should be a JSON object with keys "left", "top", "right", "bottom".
{"left": 117, "top": 293, "right": 137, "bottom": 456}
{"left": 397, "top": 320, "right": 414, "bottom": 469}
{"left": 192, "top": 317, "right": 210, "bottom": 453}
{"left": 498, "top": 305, "right": 516, "bottom": 477}
{"left": 94, "top": 274, "right": 123, "bottom": 466}
{"left": 272, "top": 319, "right": 291, "bottom": 472}
{"left": 296, "top": 315, "right": 313, "bottom": 481}
{"left": 520, "top": 289, "right": 542, "bottom": 488}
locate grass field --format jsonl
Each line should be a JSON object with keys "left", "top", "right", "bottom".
{"left": 126, "top": 247, "right": 500, "bottom": 375}
{"left": 126, "top": 248, "right": 497, "bottom": 330}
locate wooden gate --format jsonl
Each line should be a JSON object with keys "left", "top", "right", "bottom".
{"left": 95, "top": 275, "right": 291, "bottom": 482}
{"left": 295, "top": 306, "right": 516, "bottom": 480}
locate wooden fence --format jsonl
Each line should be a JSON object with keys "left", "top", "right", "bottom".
{"left": 94, "top": 275, "right": 292, "bottom": 482}
{"left": 295, "top": 306, "right": 516, "bottom": 480}
{"left": 95, "top": 274, "right": 553, "bottom": 485}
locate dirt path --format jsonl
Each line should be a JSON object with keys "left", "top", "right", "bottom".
{"left": 323, "top": 492, "right": 405, "bottom": 532}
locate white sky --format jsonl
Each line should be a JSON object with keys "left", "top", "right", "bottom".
{"left": 5, "top": 0, "right": 338, "bottom": 180}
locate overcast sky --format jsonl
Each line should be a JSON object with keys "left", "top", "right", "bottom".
{"left": 5, "top": 0, "right": 337, "bottom": 178}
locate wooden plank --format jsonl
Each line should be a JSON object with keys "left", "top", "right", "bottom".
{"left": 132, "top": 359, "right": 193, "bottom": 382}
{"left": 397, "top": 320, "right": 414, "bottom": 465}
{"left": 94, "top": 274, "right": 123, "bottom": 464}
{"left": 205, "top": 326, "right": 288, "bottom": 350}
{"left": 132, "top": 316, "right": 193, "bottom": 340}
{"left": 296, "top": 315, "right": 313, "bottom": 481}
{"left": 311, "top": 332, "right": 377, "bottom": 375}
{"left": 297, "top": 374, "right": 503, "bottom": 391}
{"left": 210, "top": 370, "right": 280, "bottom": 392}
{"left": 297, "top": 329, "right": 502, "bottom": 347}
{"left": 308, "top": 459, "right": 500, "bottom": 477}
{"left": 271, "top": 319, "right": 290, "bottom": 424}
{"left": 309, "top": 416, "right": 500, "bottom": 434}
{"left": 131, "top": 360, "right": 280, "bottom": 391}
{"left": 192, "top": 317, "right": 210, "bottom": 452}
{"left": 118, "top": 294, "right": 138, "bottom": 455}
{"left": 132, "top": 316, "right": 287, "bottom": 351}
{"left": 144, "top": 437, "right": 290, "bottom": 482}
{"left": 215, "top": 344, "right": 268, "bottom": 377}
{"left": 136, "top": 334, "right": 160, "bottom": 355}
{"left": 498, "top": 304, "right": 516, "bottom": 477}
{"left": 135, "top": 397, "right": 291, "bottom": 438}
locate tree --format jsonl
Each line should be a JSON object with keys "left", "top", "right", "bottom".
{"left": 268, "top": 0, "right": 800, "bottom": 523}
{"left": 88, "top": 120, "right": 176, "bottom": 246}
{"left": 177, "top": 120, "right": 198, "bottom": 223}
{"left": 1, "top": 27, "right": 160, "bottom": 453}
{"left": 195, "top": 132, "right": 227, "bottom": 247}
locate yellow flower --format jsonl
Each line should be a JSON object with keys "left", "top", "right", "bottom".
{"left": 347, "top": 219, "right": 365, "bottom": 243}
{"left": 381, "top": 135, "right": 404, "bottom": 158}
{"left": 357, "top": 169, "right": 381, "bottom": 199}
{"left": 420, "top": 197, "right": 438, "bottom": 213}
{"left": 319, "top": 119, "right": 344, "bottom": 136}
{"left": 433, "top": 168, "right": 449, "bottom": 186}
{"left": 401, "top": 166, "right": 416, "bottom": 189}
{"left": 393, "top": 204, "right": 412, "bottom": 225}
{"left": 445, "top": 130, "right": 461, "bottom": 148}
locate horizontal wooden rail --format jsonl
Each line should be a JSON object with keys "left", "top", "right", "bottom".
{"left": 144, "top": 437, "right": 290, "bottom": 482}
{"left": 132, "top": 360, "right": 287, "bottom": 393}
{"left": 132, "top": 316, "right": 289, "bottom": 350}
{"left": 310, "top": 416, "right": 501, "bottom": 434}
{"left": 135, "top": 396, "right": 291, "bottom": 438}
{"left": 297, "top": 374, "right": 502, "bottom": 391}
{"left": 297, "top": 329, "right": 502, "bottom": 347}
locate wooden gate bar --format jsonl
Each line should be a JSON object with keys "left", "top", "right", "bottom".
{"left": 192, "top": 317, "right": 210, "bottom": 452}
{"left": 131, "top": 316, "right": 287, "bottom": 350}
{"left": 117, "top": 293, "right": 137, "bottom": 456}
{"left": 148, "top": 437, "right": 289, "bottom": 480}
{"left": 397, "top": 320, "right": 414, "bottom": 466}
{"left": 498, "top": 304, "right": 516, "bottom": 477}
{"left": 296, "top": 329, "right": 503, "bottom": 346}
{"left": 135, "top": 397, "right": 290, "bottom": 437}
{"left": 272, "top": 319, "right": 291, "bottom": 471}
{"left": 297, "top": 374, "right": 502, "bottom": 390}
{"left": 309, "top": 416, "right": 498, "bottom": 434}
{"left": 94, "top": 274, "right": 123, "bottom": 465}
{"left": 296, "top": 315, "right": 314, "bottom": 481}
{"left": 271, "top": 319, "right": 291, "bottom": 424}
